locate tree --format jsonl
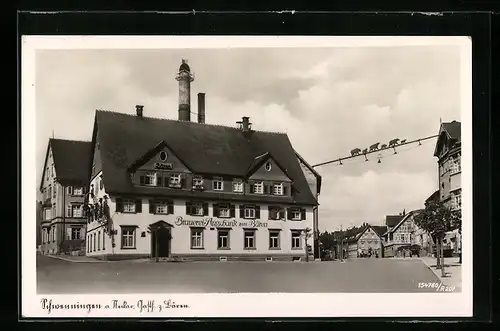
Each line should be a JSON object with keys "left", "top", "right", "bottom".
{"left": 302, "top": 227, "right": 313, "bottom": 262}
{"left": 450, "top": 208, "right": 462, "bottom": 263}
{"left": 413, "top": 200, "right": 461, "bottom": 276}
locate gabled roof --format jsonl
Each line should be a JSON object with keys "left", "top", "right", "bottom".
{"left": 244, "top": 152, "right": 291, "bottom": 180}
{"left": 371, "top": 225, "right": 388, "bottom": 237}
{"left": 442, "top": 121, "right": 461, "bottom": 141}
{"left": 40, "top": 138, "right": 92, "bottom": 190}
{"left": 93, "top": 110, "right": 319, "bottom": 205}
{"left": 434, "top": 121, "right": 461, "bottom": 157}
{"left": 388, "top": 209, "right": 424, "bottom": 234}
{"left": 294, "top": 150, "right": 322, "bottom": 195}
{"left": 385, "top": 215, "right": 404, "bottom": 227}
{"left": 425, "top": 190, "right": 440, "bottom": 204}
{"left": 127, "top": 140, "right": 193, "bottom": 173}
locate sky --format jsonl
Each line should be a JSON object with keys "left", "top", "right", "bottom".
{"left": 35, "top": 45, "right": 462, "bottom": 231}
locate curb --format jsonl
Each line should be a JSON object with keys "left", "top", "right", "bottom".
{"left": 45, "top": 255, "right": 105, "bottom": 263}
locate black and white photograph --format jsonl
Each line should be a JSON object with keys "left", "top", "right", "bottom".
{"left": 22, "top": 36, "right": 472, "bottom": 317}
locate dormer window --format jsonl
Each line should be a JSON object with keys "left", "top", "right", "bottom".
{"left": 232, "top": 179, "right": 243, "bottom": 193}
{"left": 169, "top": 173, "right": 181, "bottom": 188}
{"left": 213, "top": 177, "right": 224, "bottom": 191}
{"left": 193, "top": 175, "right": 204, "bottom": 187}
{"left": 273, "top": 183, "right": 283, "bottom": 195}
{"left": 159, "top": 151, "right": 168, "bottom": 162}
{"left": 253, "top": 182, "right": 264, "bottom": 194}
{"left": 73, "top": 186, "right": 83, "bottom": 196}
{"left": 145, "top": 172, "right": 157, "bottom": 186}
{"left": 265, "top": 162, "right": 272, "bottom": 171}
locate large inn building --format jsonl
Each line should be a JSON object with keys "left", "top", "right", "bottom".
{"left": 41, "top": 60, "right": 322, "bottom": 261}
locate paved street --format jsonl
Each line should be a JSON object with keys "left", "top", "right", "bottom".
{"left": 37, "top": 255, "right": 444, "bottom": 294}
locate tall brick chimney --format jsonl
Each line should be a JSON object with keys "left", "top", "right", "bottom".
{"left": 197, "top": 93, "right": 205, "bottom": 124}
{"left": 175, "top": 59, "right": 194, "bottom": 121}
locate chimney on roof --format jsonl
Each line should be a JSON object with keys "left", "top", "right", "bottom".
{"left": 237, "top": 116, "right": 252, "bottom": 132}
{"left": 136, "top": 105, "right": 144, "bottom": 118}
{"left": 197, "top": 93, "right": 205, "bottom": 124}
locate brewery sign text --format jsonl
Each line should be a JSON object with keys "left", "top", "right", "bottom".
{"left": 174, "top": 216, "right": 268, "bottom": 228}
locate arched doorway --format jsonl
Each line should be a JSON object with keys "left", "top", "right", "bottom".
{"left": 148, "top": 221, "right": 173, "bottom": 259}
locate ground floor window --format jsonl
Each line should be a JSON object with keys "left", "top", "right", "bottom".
{"left": 87, "top": 235, "right": 90, "bottom": 253}
{"left": 97, "top": 231, "right": 101, "bottom": 250}
{"left": 191, "top": 228, "right": 204, "bottom": 249}
{"left": 269, "top": 230, "right": 281, "bottom": 249}
{"left": 121, "top": 226, "right": 137, "bottom": 249}
{"left": 93, "top": 233, "right": 96, "bottom": 252}
{"left": 291, "top": 230, "right": 302, "bottom": 249}
{"left": 71, "top": 227, "right": 82, "bottom": 240}
{"left": 244, "top": 229, "right": 256, "bottom": 249}
{"left": 217, "top": 229, "right": 230, "bottom": 249}
{"left": 103, "top": 230, "right": 106, "bottom": 250}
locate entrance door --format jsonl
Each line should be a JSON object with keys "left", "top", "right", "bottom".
{"left": 151, "top": 227, "right": 171, "bottom": 258}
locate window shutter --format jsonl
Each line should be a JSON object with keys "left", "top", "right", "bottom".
{"left": 287, "top": 208, "right": 293, "bottom": 220}
{"left": 139, "top": 176, "right": 145, "bottom": 185}
{"left": 283, "top": 185, "right": 288, "bottom": 195}
{"left": 186, "top": 201, "right": 191, "bottom": 215}
{"left": 156, "top": 173, "right": 162, "bottom": 187}
{"left": 149, "top": 200, "right": 155, "bottom": 214}
{"left": 167, "top": 201, "right": 174, "bottom": 214}
{"left": 203, "top": 203, "right": 209, "bottom": 216}
{"left": 230, "top": 205, "right": 235, "bottom": 218}
{"left": 213, "top": 204, "right": 219, "bottom": 217}
{"left": 264, "top": 185, "right": 268, "bottom": 194}
{"left": 180, "top": 174, "right": 186, "bottom": 188}
{"left": 249, "top": 184, "right": 254, "bottom": 193}
{"left": 68, "top": 186, "right": 73, "bottom": 195}
{"left": 164, "top": 176, "right": 169, "bottom": 187}
{"left": 135, "top": 200, "right": 142, "bottom": 213}
{"left": 116, "top": 198, "right": 123, "bottom": 212}
{"left": 239, "top": 205, "right": 244, "bottom": 218}
{"left": 255, "top": 206, "right": 261, "bottom": 219}
{"left": 301, "top": 208, "right": 306, "bottom": 220}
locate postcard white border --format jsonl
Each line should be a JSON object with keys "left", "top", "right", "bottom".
{"left": 21, "top": 36, "right": 473, "bottom": 318}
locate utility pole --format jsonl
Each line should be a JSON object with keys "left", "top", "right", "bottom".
{"left": 340, "top": 225, "right": 344, "bottom": 261}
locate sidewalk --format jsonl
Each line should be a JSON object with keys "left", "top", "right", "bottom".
{"left": 419, "top": 256, "right": 462, "bottom": 291}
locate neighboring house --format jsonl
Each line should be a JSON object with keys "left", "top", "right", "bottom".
{"left": 382, "top": 214, "right": 404, "bottom": 243}
{"left": 434, "top": 121, "right": 461, "bottom": 211}
{"left": 443, "top": 228, "right": 461, "bottom": 256}
{"left": 348, "top": 225, "right": 385, "bottom": 258}
{"left": 39, "top": 139, "right": 92, "bottom": 256}
{"left": 85, "top": 60, "right": 321, "bottom": 262}
{"left": 295, "top": 151, "right": 322, "bottom": 258}
{"left": 383, "top": 210, "right": 423, "bottom": 258}
{"left": 434, "top": 120, "right": 462, "bottom": 257}
{"left": 36, "top": 201, "right": 42, "bottom": 247}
